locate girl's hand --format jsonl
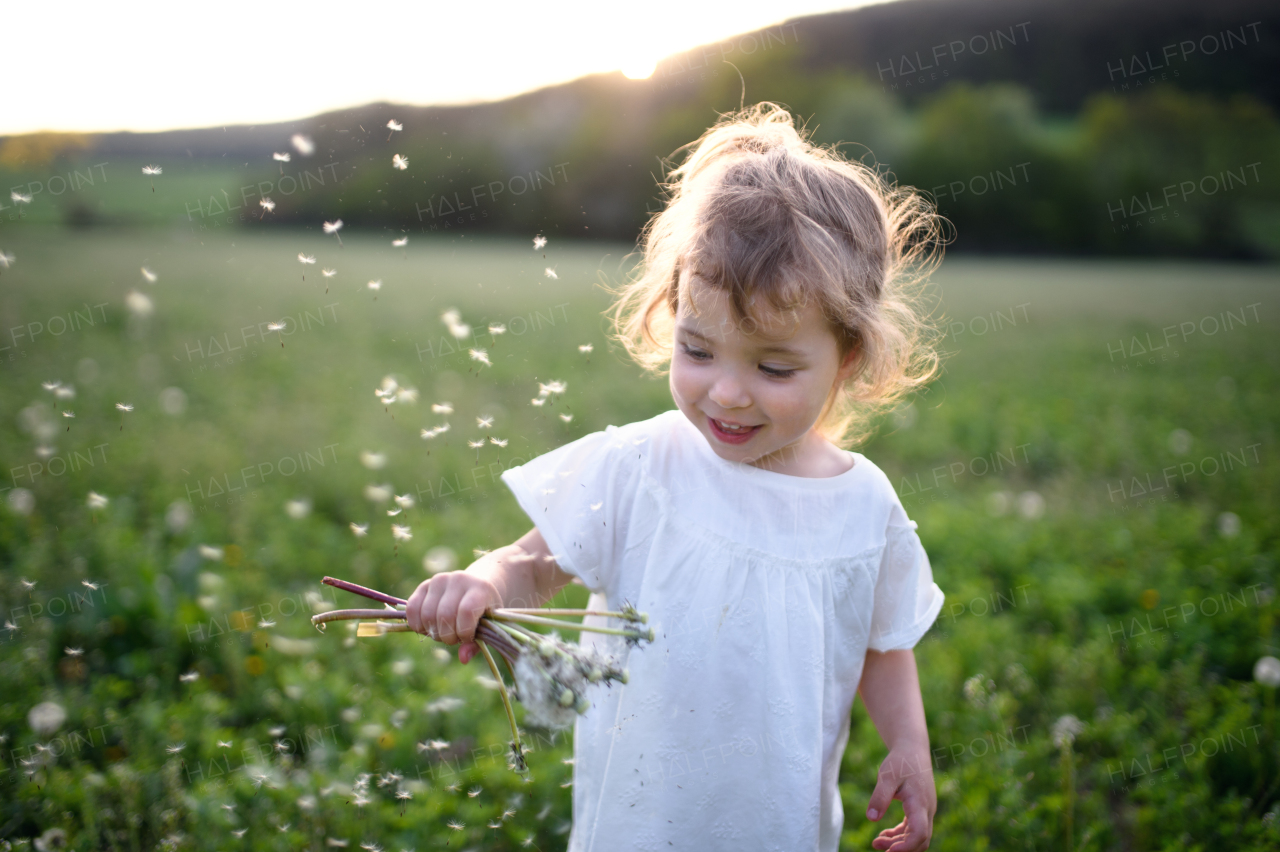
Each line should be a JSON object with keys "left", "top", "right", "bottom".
{"left": 866, "top": 747, "right": 936, "bottom": 851}
{"left": 405, "top": 572, "right": 502, "bottom": 664}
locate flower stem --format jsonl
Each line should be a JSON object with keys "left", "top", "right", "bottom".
{"left": 322, "top": 576, "right": 407, "bottom": 607}
{"left": 496, "top": 607, "right": 646, "bottom": 624}
{"left": 488, "top": 610, "right": 651, "bottom": 640}
{"left": 477, "top": 639, "right": 527, "bottom": 774}
{"left": 311, "top": 608, "right": 406, "bottom": 625}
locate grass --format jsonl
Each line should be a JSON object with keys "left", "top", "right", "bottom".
{"left": 0, "top": 226, "right": 1277, "bottom": 850}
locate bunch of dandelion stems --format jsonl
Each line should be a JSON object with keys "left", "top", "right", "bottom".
{"left": 313, "top": 576, "right": 649, "bottom": 772}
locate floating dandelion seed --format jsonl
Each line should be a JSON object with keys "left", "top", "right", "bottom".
{"left": 115, "top": 402, "right": 133, "bottom": 429}
{"left": 467, "top": 786, "right": 482, "bottom": 798}
{"left": 258, "top": 619, "right": 275, "bottom": 628}
{"left": 259, "top": 197, "right": 276, "bottom": 218}
{"left": 387, "top": 507, "right": 402, "bottom": 517}
{"left": 0, "top": 250, "right": 14, "bottom": 272}
{"left": 232, "top": 829, "right": 248, "bottom": 839}
{"left": 432, "top": 402, "right": 453, "bottom": 415}
{"left": 531, "top": 397, "right": 545, "bottom": 407}
{"left": 367, "top": 280, "right": 381, "bottom": 300}
{"left": 391, "top": 525, "right": 412, "bottom": 542}
{"left": 578, "top": 343, "right": 593, "bottom": 353}
{"left": 125, "top": 290, "right": 154, "bottom": 317}
{"left": 488, "top": 323, "right": 506, "bottom": 336}
{"left": 268, "top": 321, "right": 287, "bottom": 348}
{"left": 217, "top": 740, "right": 232, "bottom": 748}
{"left": 166, "top": 743, "right": 186, "bottom": 754}
{"left": 395, "top": 387, "right": 418, "bottom": 403}
{"left": 42, "top": 380, "right": 61, "bottom": 391}
{"left": 364, "top": 484, "right": 393, "bottom": 503}
{"left": 538, "top": 380, "right": 566, "bottom": 397}
{"left": 142, "top": 164, "right": 162, "bottom": 191}
{"left": 560, "top": 413, "right": 573, "bottom": 422}
{"left": 392, "top": 236, "right": 408, "bottom": 247}
{"left": 298, "top": 253, "right": 316, "bottom": 281}
{"left": 469, "top": 348, "right": 491, "bottom": 367}
{"left": 392, "top": 154, "right": 409, "bottom": 170}
{"left": 544, "top": 267, "right": 557, "bottom": 279}
{"left": 386, "top": 119, "right": 402, "bottom": 141}
{"left": 81, "top": 580, "right": 100, "bottom": 590}
{"left": 446, "top": 821, "right": 464, "bottom": 832}
{"left": 65, "top": 647, "right": 83, "bottom": 656}
{"left": 324, "top": 219, "right": 344, "bottom": 247}
{"left": 11, "top": 191, "right": 31, "bottom": 219}
{"left": 322, "top": 267, "right": 336, "bottom": 277}
{"left": 440, "top": 308, "right": 469, "bottom": 339}
{"left": 285, "top": 499, "right": 312, "bottom": 519}
{"left": 291, "top": 134, "right": 315, "bottom": 156}
{"left": 533, "top": 235, "right": 547, "bottom": 250}
{"left": 198, "top": 544, "right": 224, "bottom": 560}
{"left": 179, "top": 671, "right": 199, "bottom": 682}
{"left": 141, "top": 267, "right": 158, "bottom": 283}
{"left": 20, "top": 578, "right": 37, "bottom": 591}
{"left": 350, "top": 522, "right": 369, "bottom": 537}
{"left": 489, "top": 437, "right": 508, "bottom": 447}
{"left": 273, "top": 152, "right": 291, "bottom": 161}
{"left": 394, "top": 493, "right": 414, "bottom": 508}
{"left": 360, "top": 451, "right": 387, "bottom": 470}
{"left": 476, "top": 416, "right": 493, "bottom": 429}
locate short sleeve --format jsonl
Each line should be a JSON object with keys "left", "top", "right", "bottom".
{"left": 500, "top": 425, "right": 643, "bottom": 596}
{"left": 866, "top": 521, "right": 945, "bottom": 652}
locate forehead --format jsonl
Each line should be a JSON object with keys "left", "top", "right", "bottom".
{"left": 676, "top": 272, "right": 829, "bottom": 346}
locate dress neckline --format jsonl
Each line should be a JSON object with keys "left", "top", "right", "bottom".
{"left": 666, "top": 409, "right": 868, "bottom": 491}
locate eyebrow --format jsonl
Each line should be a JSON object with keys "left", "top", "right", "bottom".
{"left": 676, "top": 323, "right": 805, "bottom": 357}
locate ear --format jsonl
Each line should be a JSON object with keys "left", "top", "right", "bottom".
{"left": 836, "top": 343, "right": 860, "bottom": 381}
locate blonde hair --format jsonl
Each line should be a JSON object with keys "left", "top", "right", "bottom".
{"left": 606, "top": 101, "right": 946, "bottom": 448}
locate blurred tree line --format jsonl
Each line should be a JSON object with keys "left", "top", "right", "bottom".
{"left": 2, "top": 0, "right": 1277, "bottom": 258}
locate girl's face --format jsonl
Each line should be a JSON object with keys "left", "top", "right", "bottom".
{"left": 669, "top": 270, "right": 859, "bottom": 474}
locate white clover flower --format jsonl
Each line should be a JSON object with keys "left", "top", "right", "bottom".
{"left": 28, "top": 701, "right": 66, "bottom": 735}
{"left": 1052, "top": 714, "right": 1084, "bottom": 748}
{"left": 1255, "top": 656, "right": 1280, "bottom": 688}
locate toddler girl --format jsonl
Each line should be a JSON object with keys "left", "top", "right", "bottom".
{"left": 406, "top": 102, "right": 947, "bottom": 852}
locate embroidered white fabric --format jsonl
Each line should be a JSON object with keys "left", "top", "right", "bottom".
{"left": 500, "top": 408, "right": 945, "bottom": 852}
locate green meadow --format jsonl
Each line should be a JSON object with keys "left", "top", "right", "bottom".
{"left": 0, "top": 226, "right": 1278, "bottom": 850}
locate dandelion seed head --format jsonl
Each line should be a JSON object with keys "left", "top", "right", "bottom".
{"left": 12, "top": 192, "right": 32, "bottom": 204}
{"left": 142, "top": 165, "right": 162, "bottom": 175}
{"left": 489, "top": 437, "right": 508, "bottom": 447}
{"left": 324, "top": 219, "right": 343, "bottom": 234}
{"left": 298, "top": 253, "right": 316, "bottom": 264}
{"left": 476, "top": 416, "right": 493, "bottom": 428}
{"left": 116, "top": 403, "right": 134, "bottom": 412}
{"left": 469, "top": 348, "right": 491, "bottom": 366}
{"left": 387, "top": 120, "right": 403, "bottom": 132}
{"left": 350, "top": 522, "right": 369, "bottom": 537}
{"left": 322, "top": 267, "right": 337, "bottom": 277}
{"left": 488, "top": 323, "right": 506, "bottom": 335}
{"left": 544, "top": 267, "right": 557, "bottom": 279}
{"left": 533, "top": 235, "right": 547, "bottom": 250}
{"left": 260, "top": 197, "right": 276, "bottom": 211}
{"left": 391, "top": 524, "right": 412, "bottom": 542}
{"left": 392, "top": 154, "right": 409, "bottom": 170}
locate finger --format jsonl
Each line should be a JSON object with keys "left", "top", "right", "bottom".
{"left": 889, "top": 792, "right": 930, "bottom": 852}
{"left": 871, "top": 821, "right": 907, "bottom": 851}
{"left": 459, "top": 641, "right": 478, "bottom": 664}
{"left": 866, "top": 774, "right": 898, "bottom": 822}
{"left": 420, "top": 578, "right": 447, "bottom": 639}
{"left": 436, "top": 584, "right": 467, "bottom": 644}
{"left": 405, "top": 581, "right": 429, "bottom": 634}
{"left": 454, "top": 588, "right": 490, "bottom": 644}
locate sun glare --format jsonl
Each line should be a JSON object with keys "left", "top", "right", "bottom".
{"left": 621, "top": 57, "right": 657, "bottom": 80}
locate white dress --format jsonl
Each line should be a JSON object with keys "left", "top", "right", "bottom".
{"left": 500, "top": 408, "right": 945, "bottom": 852}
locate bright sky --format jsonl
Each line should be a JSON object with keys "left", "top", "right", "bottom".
{"left": 6, "top": 0, "right": 873, "bottom": 135}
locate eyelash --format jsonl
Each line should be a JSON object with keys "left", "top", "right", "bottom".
{"left": 679, "top": 343, "right": 797, "bottom": 379}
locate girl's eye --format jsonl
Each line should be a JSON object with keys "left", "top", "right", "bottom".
{"left": 760, "top": 365, "right": 797, "bottom": 379}
{"left": 679, "top": 343, "right": 711, "bottom": 361}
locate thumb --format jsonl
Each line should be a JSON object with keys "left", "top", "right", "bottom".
{"left": 866, "top": 771, "right": 899, "bottom": 822}
{"left": 458, "top": 642, "right": 479, "bottom": 664}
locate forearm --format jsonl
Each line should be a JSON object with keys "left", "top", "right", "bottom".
{"left": 857, "top": 649, "right": 930, "bottom": 754}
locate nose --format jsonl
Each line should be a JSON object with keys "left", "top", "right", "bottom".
{"left": 707, "top": 367, "right": 752, "bottom": 410}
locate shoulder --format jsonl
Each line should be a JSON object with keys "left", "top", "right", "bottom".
{"left": 850, "top": 453, "right": 913, "bottom": 527}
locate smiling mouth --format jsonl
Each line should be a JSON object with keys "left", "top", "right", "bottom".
{"left": 708, "top": 416, "right": 763, "bottom": 440}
